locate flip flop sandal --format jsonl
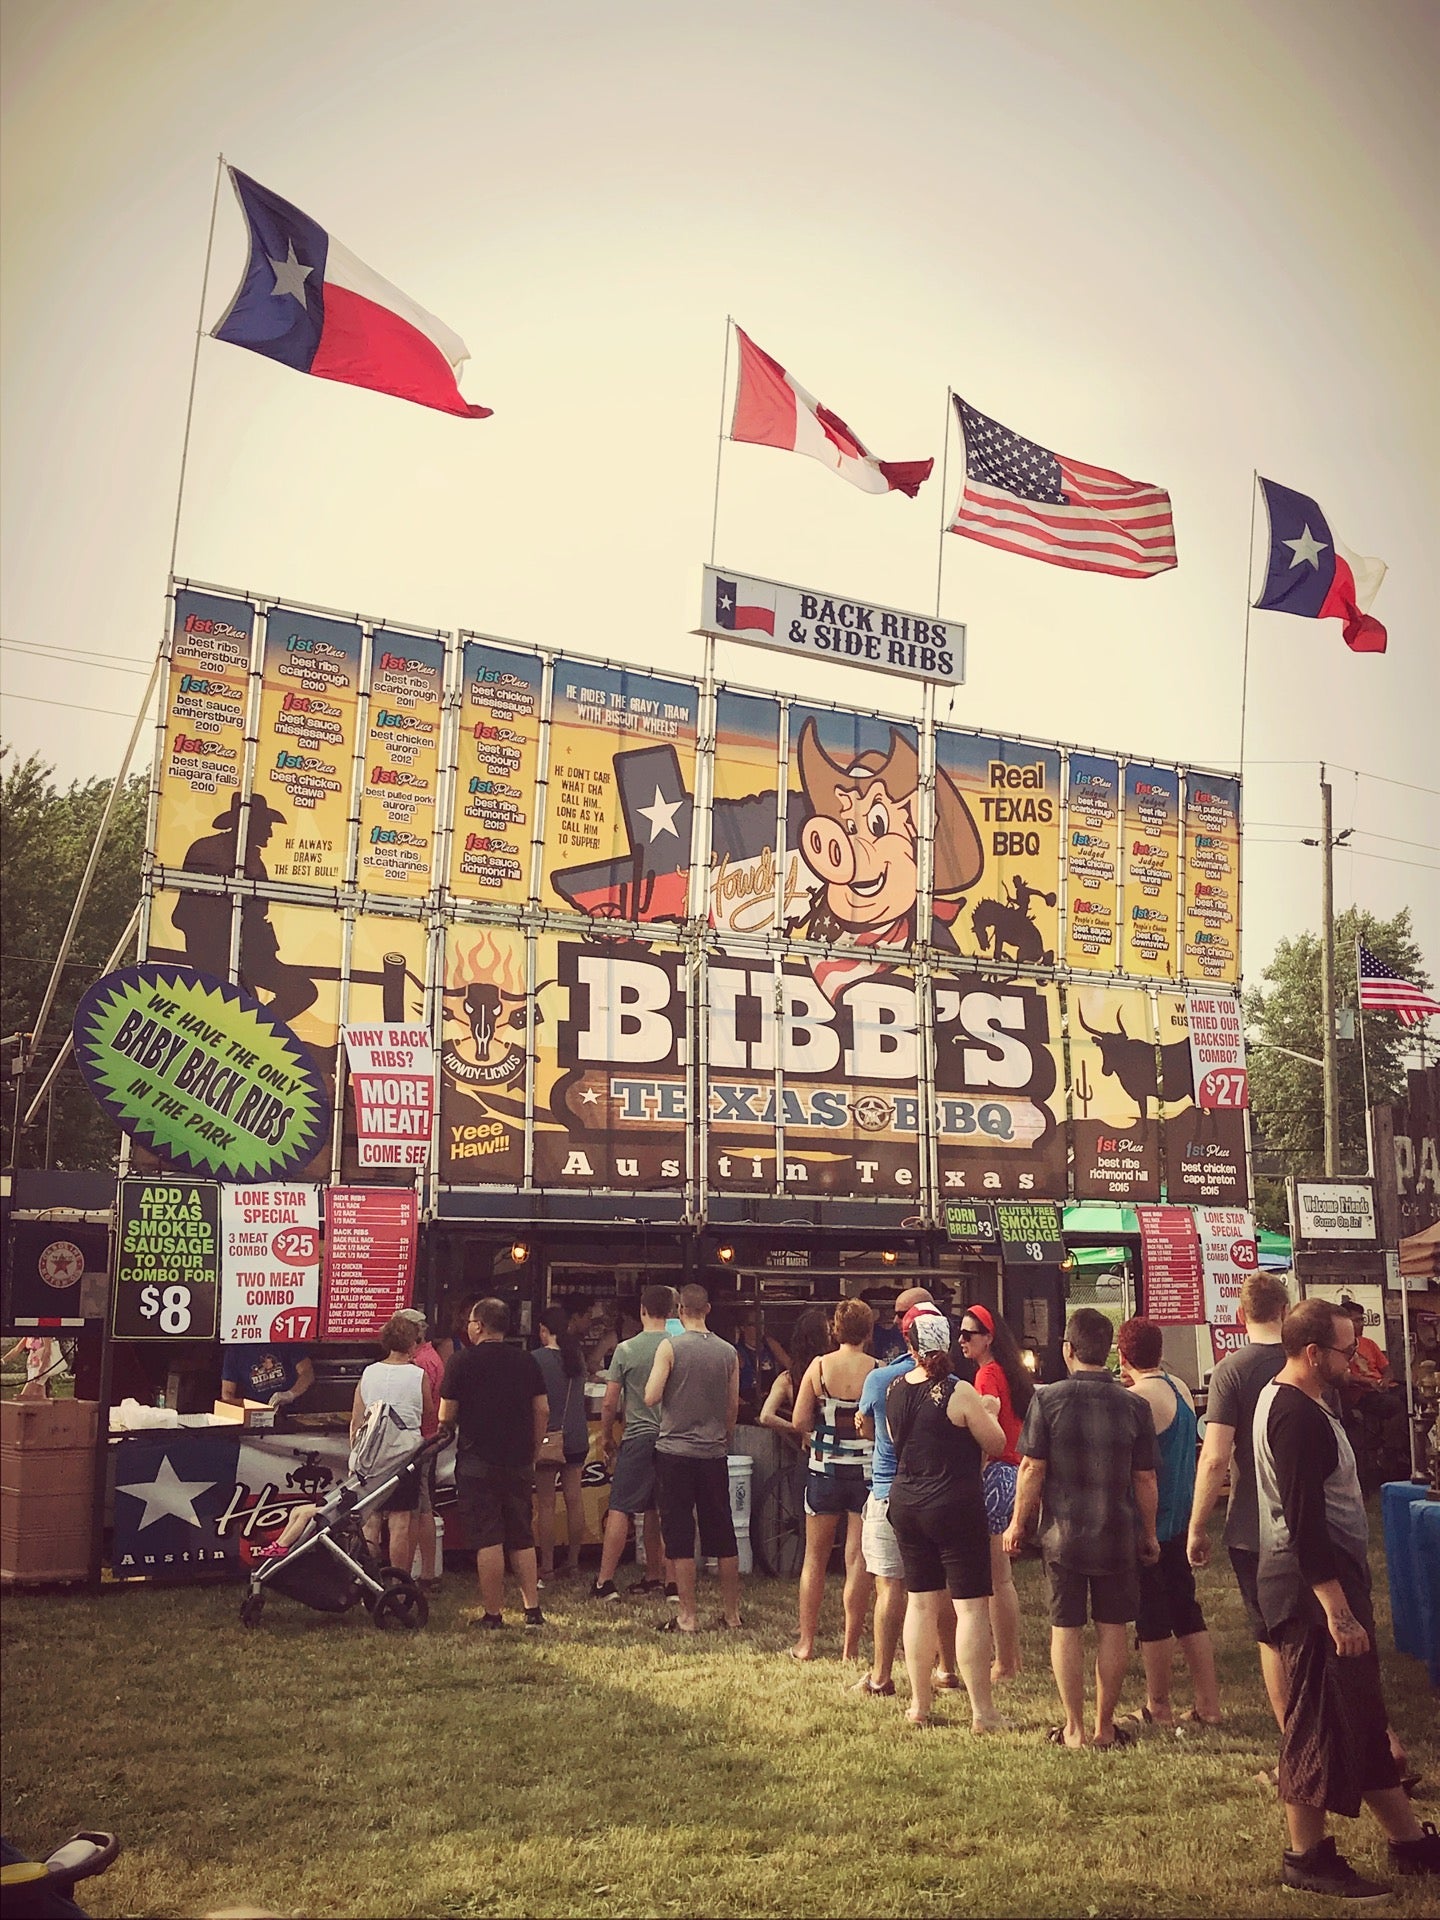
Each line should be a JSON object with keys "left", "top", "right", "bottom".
{"left": 655, "top": 1617, "right": 698, "bottom": 1635}
{"left": 1175, "top": 1708, "right": 1221, "bottom": 1730}
{"left": 849, "top": 1676, "right": 897, "bottom": 1698}
{"left": 931, "top": 1672, "right": 964, "bottom": 1691}
{"left": 1045, "top": 1726, "right": 1073, "bottom": 1746}
{"left": 1092, "top": 1725, "right": 1136, "bottom": 1751}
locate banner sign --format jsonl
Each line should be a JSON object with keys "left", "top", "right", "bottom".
{"left": 251, "top": 606, "right": 362, "bottom": 886}
{"left": 1290, "top": 1179, "right": 1378, "bottom": 1246}
{"left": 1064, "top": 752, "right": 1121, "bottom": 970}
{"left": 320, "top": 1188, "right": 418, "bottom": 1338}
{"left": 6, "top": 1220, "right": 109, "bottom": 1328}
{"left": 933, "top": 976, "right": 1066, "bottom": 1199}
{"left": 154, "top": 589, "right": 255, "bottom": 871}
{"left": 1139, "top": 1205, "right": 1205, "bottom": 1324}
{"left": 935, "top": 733, "right": 1060, "bottom": 967}
{"left": 357, "top": 628, "right": 446, "bottom": 896}
{"left": 343, "top": 1024, "right": 434, "bottom": 1169}
{"left": 1120, "top": 762, "right": 1180, "bottom": 979}
{"left": 1183, "top": 773, "right": 1241, "bottom": 985}
{"left": 449, "top": 639, "right": 544, "bottom": 906}
{"left": 700, "top": 565, "right": 964, "bottom": 688}
{"left": 995, "top": 1201, "right": 1065, "bottom": 1263}
{"left": 709, "top": 690, "right": 792, "bottom": 936}
{"left": 439, "top": 924, "right": 530, "bottom": 1183}
{"left": 1069, "top": 984, "right": 1161, "bottom": 1202}
{"left": 219, "top": 1185, "right": 321, "bottom": 1343}
{"left": 1185, "top": 990, "right": 1249, "bottom": 1110}
{"left": 1196, "top": 1205, "right": 1259, "bottom": 1324}
{"left": 1158, "top": 995, "right": 1249, "bottom": 1205}
{"left": 542, "top": 660, "right": 700, "bottom": 925}
{"left": 113, "top": 1179, "right": 220, "bottom": 1340}
{"left": 943, "top": 1200, "right": 999, "bottom": 1244}
{"left": 72, "top": 966, "right": 328, "bottom": 1181}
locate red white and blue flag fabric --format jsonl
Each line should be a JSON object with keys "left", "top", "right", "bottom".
{"left": 1253, "top": 478, "right": 1386, "bottom": 653}
{"left": 1357, "top": 944, "right": 1439, "bottom": 1027}
{"left": 713, "top": 575, "right": 776, "bottom": 636}
{"left": 729, "top": 326, "right": 933, "bottom": 498}
{"left": 948, "top": 398, "right": 1176, "bottom": 577}
{"left": 212, "top": 168, "right": 491, "bottom": 420}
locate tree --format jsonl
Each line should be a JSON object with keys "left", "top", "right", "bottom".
{"left": 1244, "top": 905, "right": 1429, "bottom": 1230}
{"left": 1, "top": 746, "right": 146, "bottom": 1170}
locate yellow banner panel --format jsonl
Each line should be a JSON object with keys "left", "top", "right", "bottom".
{"left": 1068, "top": 984, "right": 1161, "bottom": 1201}
{"left": 357, "top": 630, "right": 445, "bottom": 897}
{"left": 251, "top": 607, "right": 363, "bottom": 887}
{"left": 936, "top": 732, "right": 1060, "bottom": 964}
{"left": 1182, "top": 772, "right": 1241, "bottom": 985}
{"left": 1120, "top": 762, "right": 1180, "bottom": 979}
{"left": 449, "top": 640, "right": 543, "bottom": 906}
{"left": 438, "top": 924, "right": 528, "bottom": 1183}
{"left": 154, "top": 589, "right": 254, "bottom": 871}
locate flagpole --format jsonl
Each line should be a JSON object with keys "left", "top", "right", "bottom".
{"left": 18, "top": 155, "right": 227, "bottom": 1099}
{"left": 1237, "top": 469, "right": 1259, "bottom": 774}
{"left": 709, "top": 315, "right": 732, "bottom": 565}
{"left": 933, "top": 387, "right": 953, "bottom": 616}
{"left": 1355, "top": 932, "right": 1375, "bottom": 1178}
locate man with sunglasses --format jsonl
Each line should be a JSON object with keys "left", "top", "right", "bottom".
{"left": 1254, "top": 1297, "right": 1439, "bottom": 1899}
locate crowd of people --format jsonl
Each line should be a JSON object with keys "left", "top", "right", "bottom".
{"left": 286, "top": 1272, "right": 1436, "bottom": 1901}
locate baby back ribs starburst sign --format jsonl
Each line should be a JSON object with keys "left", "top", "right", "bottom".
{"left": 73, "top": 965, "right": 328, "bottom": 1180}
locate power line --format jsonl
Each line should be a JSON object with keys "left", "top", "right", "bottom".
{"left": 1, "top": 640, "right": 149, "bottom": 676}
{"left": 1247, "top": 760, "right": 1440, "bottom": 799}
{"left": 0, "top": 692, "right": 137, "bottom": 719}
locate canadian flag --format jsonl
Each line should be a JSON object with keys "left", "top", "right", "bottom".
{"left": 729, "top": 326, "right": 932, "bottom": 498}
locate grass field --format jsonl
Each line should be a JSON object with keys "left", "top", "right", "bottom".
{"left": 1, "top": 1527, "right": 1436, "bottom": 1920}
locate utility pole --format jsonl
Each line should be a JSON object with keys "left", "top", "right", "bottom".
{"left": 1303, "top": 765, "right": 1352, "bottom": 1175}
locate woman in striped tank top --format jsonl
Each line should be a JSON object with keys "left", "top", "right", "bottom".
{"left": 790, "top": 1298, "right": 877, "bottom": 1662}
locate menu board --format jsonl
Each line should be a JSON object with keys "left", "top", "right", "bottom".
{"left": 112, "top": 1179, "right": 220, "bottom": 1341}
{"left": 1182, "top": 772, "right": 1241, "bottom": 984}
{"left": 343, "top": 1023, "right": 434, "bottom": 1169}
{"left": 219, "top": 1185, "right": 321, "bottom": 1344}
{"left": 1064, "top": 752, "right": 1120, "bottom": 971}
{"left": 1120, "top": 762, "right": 1180, "bottom": 979}
{"left": 1139, "top": 1206, "right": 1204, "bottom": 1324}
{"left": 943, "top": 1200, "right": 999, "bottom": 1244}
{"left": 449, "top": 640, "right": 545, "bottom": 905}
{"left": 320, "top": 1188, "right": 418, "bottom": 1339}
{"left": 994, "top": 1201, "right": 1065, "bottom": 1263}
{"left": 356, "top": 629, "right": 446, "bottom": 896}
{"left": 1196, "top": 1205, "right": 1259, "bottom": 1324}
{"left": 154, "top": 589, "right": 255, "bottom": 870}
{"left": 251, "top": 607, "right": 363, "bottom": 886}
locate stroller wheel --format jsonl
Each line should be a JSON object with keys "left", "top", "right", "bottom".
{"left": 372, "top": 1571, "right": 428, "bottom": 1631}
{"left": 239, "top": 1592, "right": 265, "bottom": 1628}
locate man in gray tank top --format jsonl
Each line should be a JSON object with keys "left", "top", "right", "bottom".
{"left": 645, "top": 1283, "right": 741, "bottom": 1633}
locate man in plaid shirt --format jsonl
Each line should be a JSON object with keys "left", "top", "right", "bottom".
{"left": 1004, "top": 1307, "right": 1159, "bottom": 1749}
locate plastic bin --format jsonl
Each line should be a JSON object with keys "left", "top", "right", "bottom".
{"left": 411, "top": 1513, "right": 444, "bottom": 1580}
{"left": 1382, "top": 1481, "right": 1431, "bottom": 1661}
{"left": 1410, "top": 1497, "right": 1440, "bottom": 1683}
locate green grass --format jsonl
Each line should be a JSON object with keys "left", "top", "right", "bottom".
{"left": 1, "top": 1532, "right": 1435, "bottom": 1918}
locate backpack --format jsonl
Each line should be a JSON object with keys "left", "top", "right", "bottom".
{"left": 348, "top": 1397, "right": 422, "bottom": 1488}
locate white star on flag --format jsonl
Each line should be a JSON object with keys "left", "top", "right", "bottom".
{"left": 116, "top": 1454, "right": 217, "bottom": 1531}
{"left": 1284, "top": 524, "right": 1328, "bottom": 569}
{"left": 267, "top": 240, "right": 313, "bottom": 306}
{"left": 636, "top": 786, "right": 683, "bottom": 840}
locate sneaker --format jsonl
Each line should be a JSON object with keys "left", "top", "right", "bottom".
{"left": 591, "top": 1579, "right": 621, "bottom": 1602}
{"left": 848, "top": 1675, "right": 896, "bottom": 1698}
{"left": 1389, "top": 1822, "right": 1440, "bottom": 1876}
{"left": 665, "top": 1582, "right": 679, "bottom": 1604}
{"left": 1282, "top": 1837, "right": 1391, "bottom": 1901}
{"left": 523, "top": 1606, "right": 546, "bottom": 1629}
{"left": 627, "top": 1577, "right": 663, "bottom": 1595}
{"left": 470, "top": 1612, "right": 505, "bottom": 1630}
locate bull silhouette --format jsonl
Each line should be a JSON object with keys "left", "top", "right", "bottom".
{"left": 442, "top": 981, "right": 529, "bottom": 1056}
{"left": 1074, "top": 1002, "right": 1193, "bottom": 1122}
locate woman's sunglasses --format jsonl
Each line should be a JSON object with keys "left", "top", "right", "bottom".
{"left": 958, "top": 1326, "right": 985, "bottom": 1340}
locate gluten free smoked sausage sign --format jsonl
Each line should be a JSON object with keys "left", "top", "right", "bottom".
{"left": 72, "top": 965, "right": 327, "bottom": 1181}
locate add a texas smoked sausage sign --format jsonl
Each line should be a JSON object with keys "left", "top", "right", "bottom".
{"left": 73, "top": 965, "right": 328, "bottom": 1181}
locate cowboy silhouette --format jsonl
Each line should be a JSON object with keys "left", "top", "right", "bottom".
{"left": 172, "top": 792, "right": 318, "bottom": 1026}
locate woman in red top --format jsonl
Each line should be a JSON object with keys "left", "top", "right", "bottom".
{"left": 958, "top": 1304, "right": 1033, "bottom": 1683}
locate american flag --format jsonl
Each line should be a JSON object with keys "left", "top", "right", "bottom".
{"left": 1357, "top": 943, "right": 1440, "bottom": 1027}
{"left": 949, "top": 398, "right": 1177, "bottom": 578}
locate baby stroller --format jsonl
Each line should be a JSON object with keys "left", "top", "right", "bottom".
{"left": 239, "top": 1405, "right": 445, "bottom": 1631}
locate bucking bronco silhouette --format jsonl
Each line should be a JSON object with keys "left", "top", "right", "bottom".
{"left": 971, "top": 874, "right": 1056, "bottom": 966}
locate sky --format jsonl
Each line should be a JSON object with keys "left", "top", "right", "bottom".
{"left": 2, "top": 0, "right": 1437, "bottom": 1008}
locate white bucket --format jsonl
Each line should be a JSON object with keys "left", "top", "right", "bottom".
{"left": 411, "top": 1512, "right": 443, "bottom": 1581}
{"left": 728, "top": 1452, "right": 754, "bottom": 1576}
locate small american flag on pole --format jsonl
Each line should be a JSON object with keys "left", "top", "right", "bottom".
{"left": 1357, "top": 943, "right": 1440, "bottom": 1027}
{"left": 948, "top": 397, "right": 1177, "bottom": 578}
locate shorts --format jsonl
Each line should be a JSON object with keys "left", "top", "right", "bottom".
{"left": 382, "top": 1467, "right": 421, "bottom": 1514}
{"left": 804, "top": 1466, "right": 869, "bottom": 1519}
{"left": 416, "top": 1451, "right": 437, "bottom": 1515}
{"left": 860, "top": 1494, "right": 905, "bottom": 1580}
{"left": 888, "top": 1494, "right": 992, "bottom": 1600}
{"left": 1136, "top": 1534, "right": 1207, "bottom": 1643}
{"left": 982, "top": 1461, "right": 1018, "bottom": 1536}
{"left": 1276, "top": 1591, "right": 1399, "bottom": 1818}
{"left": 1046, "top": 1558, "right": 1140, "bottom": 1628}
{"left": 655, "top": 1451, "right": 737, "bottom": 1561}
{"left": 455, "top": 1461, "right": 535, "bottom": 1553}
{"left": 607, "top": 1434, "right": 659, "bottom": 1516}
{"left": 1227, "top": 1546, "right": 1272, "bottom": 1644}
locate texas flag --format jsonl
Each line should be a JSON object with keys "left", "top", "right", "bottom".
{"left": 714, "top": 574, "right": 776, "bottom": 636}
{"left": 1253, "top": 477, "right": 1386, "bottom": 653}
{"left": 729, "top": 326, "right": 932, "bottom": 497}
{"left": 212, "top": 168, "right": 492, "bottom": 420}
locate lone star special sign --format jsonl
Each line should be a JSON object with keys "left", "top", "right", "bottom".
{"left": 129, "top": 576, "right": 1246, "bottom": 1210}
